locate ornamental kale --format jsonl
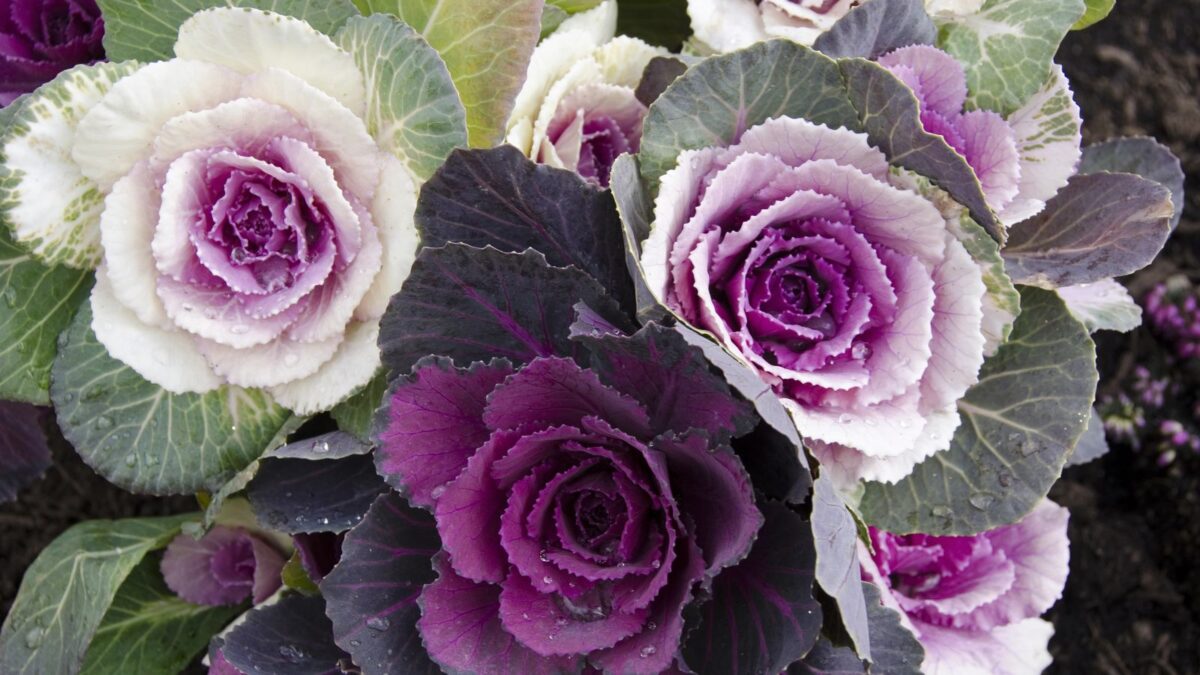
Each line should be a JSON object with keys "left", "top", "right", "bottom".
{"left": 0, "top": 0, "right": 104, "bottom": 105}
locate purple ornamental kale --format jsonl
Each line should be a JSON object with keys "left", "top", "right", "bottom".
{"left": 861, "top": 500, "right": 1070, "bottom": 675}
{"left": 376, "top": 355, "right": 762, "bottom": 674}
{"left": 0, "top": 0, "right": 104, "bottom": 105}
{"left": 161, "top": 525, "right": 285, "bottom": 606}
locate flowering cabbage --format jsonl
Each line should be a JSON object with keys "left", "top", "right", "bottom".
{"left": 861, "top": 500, "right": 1070, "bottom": 674}
{"left": 641, "top": 115, "right": 988, "bottom": 484}
{"left": 375, "top": 354, "right": 762, "bottom": 674}
{"left": 0, "top": 0, "right": 104, "bottom": 105}
{"left": 161, "top": 525, "right": 285, "bottom": 606}
{"left": 687, "top": 0, "right": 984, "bottom": 52}
{"left": 506, "top": 1, "right": 662, "bottom": 186}
{"left": 0, "top": 8, "right": 419, "bottom": 413}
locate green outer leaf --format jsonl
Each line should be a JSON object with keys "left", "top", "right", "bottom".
{"left": 839, "top": 58, "right": 1003, "bottom": 243}
{"left": 0, "top": 62, "right": 141, "bottom": 269}
{"left": 51, "top": 302, "right": 292, "bottom": 496}
{"left": 1072, "top": 0, "right": 1114, "bottom": 29}
{"left": 938, "top": 0, "right": 1085, "bottom": 116}
{"left": 1057, "top": 279, "right": 1142, "bottom": 334}
{"left": 949, "top": 209, "right": 1020, "bottom": 351}
{"left": 0, "top": 514, "right": 195, "bottom": 675}
{"left": 358, "top": 0, "right": 542, "bottom": 148}
{"left": 0, "top": 226, "right": 92, "bottom": 404}
{"left": 547, "top": 0, "right": 602, "bottom": 12}
{"left": 859, "top": 286, "right": 1097, "bottom": 535}
{"left": 335, "top": 13, "right": 468, "bottom": 181}
{"left": 330, "top": 370, "right": 387, "bottom": 439}
{"left": 202, "top": 413, "right": 307, "bottom": 528}
{"left": 540, "top": 3, "right": 568, "bottom": 38}
{"left": 97, "top": 0, "right": 360, "bottom": 62}
{"left": 616, "top": 0, "right": 691, "bottom": 51}
{"left": 639, "top": 39, "right": 861, "bottom": 190}
{"left": 80, "top": 554, "right": 242, "bottom": 675}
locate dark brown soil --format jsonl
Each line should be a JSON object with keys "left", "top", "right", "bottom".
{"left": 1049, "top": 0, "right": 1200, "bottom": 673}
{"left": 2, "top": 2, "right": 1199, "bottom": 673}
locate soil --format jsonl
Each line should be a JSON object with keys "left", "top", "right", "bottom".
{"left": 2, "top": 1, "right": 1200, "bottom": 673}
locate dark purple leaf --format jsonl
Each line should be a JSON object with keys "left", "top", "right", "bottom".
{"left": 320, "top": 493, "right": 442, "bottom": 675}
{"left": 812, "top": 475, "right": 871, "bottom": 659}
{"left": 733, "top": 421, "right": 811, "bottom": 504}
{"left": 374, "top": 357, "right": 512, "bottom": 507}
{"left": 0, "top": 401, "right": 50, "bottom": 503}
{"left": 247, "top": 455, "right": 386, "bottom": 534}
{"left": 635, "top": 56, "right": 688, "bottom": 107}
{"left": 293, "top": 532, "right": 343, "bottom": 585}
{"left": 380, "top": 244, "right": 631, "bottom": 376}
{"left": 571, "top": 316, "right": 755, "bottom": 440}
{"left": 1003, "top": 172, "right": 1173, "bottom": 286}
{"left": 838, "top": 58, "right": 1003, "bottom": 243}
{"left": 680, "top": 501, "right": 822, "bottom": 675}
{"left": 221, "top": 595, "right": 349, "bottom": 675}
{"left": 814, "top": 0, "right": 937, "bottom": 60}
{"left": 419, "top": 553, "right": 580, "bottom": 674}
{"left": 415, "top": 146, "right": 634, "bottom": 313}
{"left": 790, "top": 584, "right": 923, "bottom": 674}
{"left": 1080, "top": 137, "right": 1185, "bottom": 228}
{"left": 269, "top": 432, "right": 370, "bottom": 460}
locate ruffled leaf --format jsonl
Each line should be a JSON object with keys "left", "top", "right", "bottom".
{"left": 938, "top": 0, "right": 1085, "bottom": 116}
{"left": 321, "top": 493, "right": 443, "bottom": 675}
{"left": 1079, "top": 137, "right": 1186, "bottom": 229}
{"left": 51, "top": 303, "right": 292, "bottom": 496}
{"left": 96, "top": 0, "right": 359, "bottom": 61}
{"left": 335, "top": 13, "right": 468, "bottom": 180}
{"left": 813, "top": 0, "right": 938, "bottom": 60}
{"left": 680, "top": 501, "right": 821, "bottom": 675}
{"left": 639, "top": 39, "right": 859, "bottom": 190}
{"left": 859, "top": 287, "right": 1097, "bottom": 535}
{"left": 0, "top": 514, "right": 194, "bottom": 675}
{"left": 570, "top": 316, "right": 755, "bottom": 440}
{"left": 221, "top": 595, "right": 351, "bottom": 674}
{"left": 416, "top": 146, "right": 634, "bottom": 312}
{"left": 358, "top": 0, "right": 541, "bottom": 148}
{"left": 80, "top": 554, "right": 242, "bottom": 675}
{"left": 0, "top": 402, "right": 51, "bottom": 504}
{"left": 1003, "top": 172, "right": 1173, "bottom": 287}
{"left": 379, "top": 243, "right": 630, "bottom": 376}
{"left": 838, "top": 58, "right": 1002, "bottom": 243}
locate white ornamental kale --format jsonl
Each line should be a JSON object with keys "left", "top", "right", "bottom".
{"left": 505, "top": 0, "right": 663, "bottom": 187}
{"left": 0, "top": 8, "right": 420, "bottom": 413}
{"left": 687, "top": 0, "right": 985, "bottom": 52}
{"left": 641, "top": 117, "right": 990, "bottom": 486}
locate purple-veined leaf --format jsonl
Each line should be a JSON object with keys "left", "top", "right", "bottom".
{"left": 220, "top": 595, "right": 349, "bottom": 675}
{"left": 814, "top": 0, "right": 937, "bottom": 60}
{"left": 320, "top": 493, "right": 442, "bottom": 675}
{"left": 1003, "top": 172, "right": 1173, "bottom": 287}
{"left": 415, "top": 146, "right": 635, "bottom": 312}
{"left": 1079, "top": 137, "right": 1186, "bottom": 229}
{"left": 374, "top": 357, "right": 513, "bottom": 507}
{"left": 0, "top": 401, "right": 51, "bottom": 503}
{"left": 246, "top": 454, "right": 386, "bottom": 534}
{"left": 570, "top": 313, "right": 755, "bottom": 441}
{"left": 379, "top": 244, "right": 631, "bottom": 376}
{"left": 733, "top": 422, "right": 811, "bottom": 505}
{"left": 679, "top": 501, "right": 822, "bottom": 675}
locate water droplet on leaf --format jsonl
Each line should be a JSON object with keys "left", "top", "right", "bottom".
{"left": 24, "top": 627, "right": 43, "bottom": 649}
{"left": 278, "top": 645, "right": 305, "bottom": 662}
{"left": 968, "top": 493, "right": 995, "bottom": 510}
{"left": 838, "top": 413, "right": 852, "bottom": 424}
{"left": 639, "top": 646, "right": 657, "bottom": 658}
{"left": 94, "top": 416, "right": 113, "bottom": 430}
{"left": 366, "top": 616, "right": 390, "bottom": 631}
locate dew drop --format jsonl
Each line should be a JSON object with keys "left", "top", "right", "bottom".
{"left": 899, "top": 419, "right": 912, "bottom": 429}
{"left": 968, "top": 493, "right": 994, "bottom": 510}
{"left": 366, "top": 616, "right": 391, "bottom": 631}
{"left": 4, "top": 288, "right": 18, "bottom": 308}
{"left": 283, "top": 352, "right": 300, "bottom": 367}
{"left": 94, "top": 415, "right": 113, "bottom": 430}
{"left": 931, "top": 505, "right": 952, "bottom": 518}
{"left": 837, "top": 413, "right": 853, "bottom": 424}
{"left": 539, "top": 549, "right": 550, "bottom": 563}
{"left": 24, "top": 627, "right": 43, "bottom": 649}
{"left": 542, "top": 576, "right": 553, "bottom": 586}
{"left": 997, "top": 471, "right": 1013, "bottom": 488}
{"left": 278, "top": 644, "right": 305, "bottom": 662}
{"left": 850, "top": 343, "right": 871, "bottom": 360}
{"left": 181, "top": 303, "right": 195, "bottom": 312}
{"left": 349, "top": 639, "right": 361, "bottom": 648}
{"left": 522, "top": 613, "right": 530, "bottom": 620}
{"left": 313, "top": 440, "right": 330, "bottom": 454}
{"left": 650, "top": 559, "right": 661, "bottom": 569}
{"left": 639, "top": 646, "right": 657, "bottom": 658}
{"left": 646, "top": 621, "right": 657, "bottom": 631}
{"left": 430, "top": 485, "right": 447, "bottom": 499}
{"left": 144, "top": 454, "right": 159, "bottom": 466}
{"left": 555, "top": 617, "right": 568, "bottom": 627}
{"left": 230, "top": 324, "right": 250, "bottom": 335}
{"left": 124, "top": 453, "right": 137, "bottom": 467}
